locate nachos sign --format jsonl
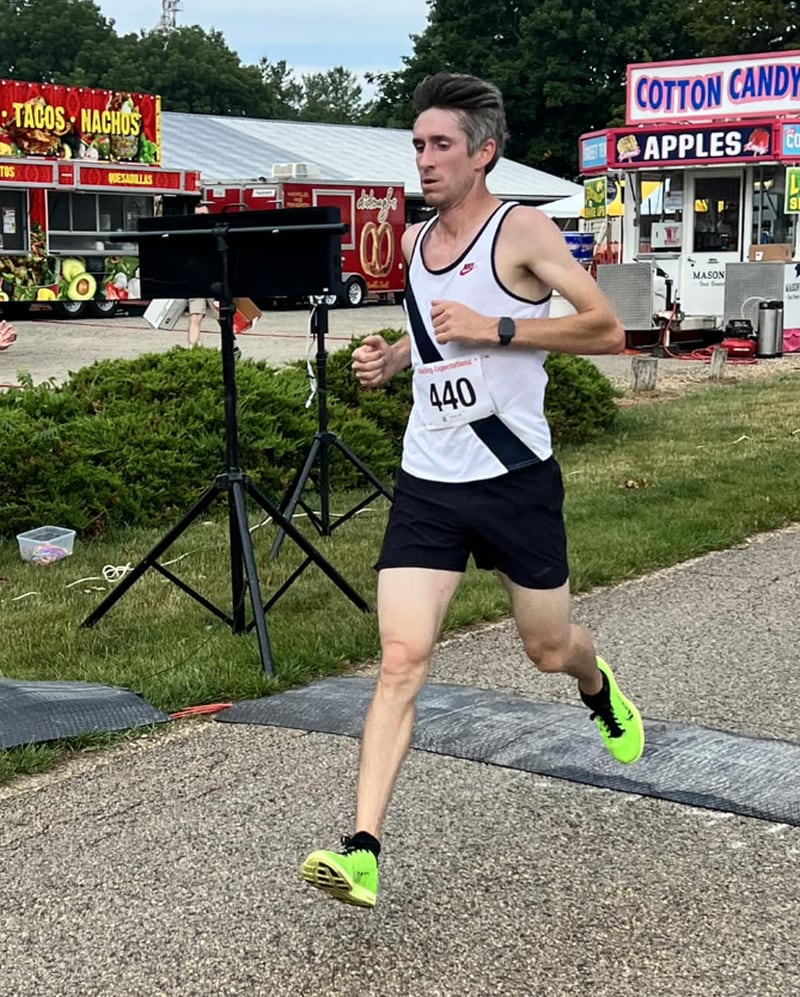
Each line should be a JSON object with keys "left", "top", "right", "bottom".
{"left": 0, "top": 79, "right": 161, "bottom": 165}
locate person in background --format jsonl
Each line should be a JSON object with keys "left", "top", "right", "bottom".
{"left": 0, "top": 319, "right": 16, "bottom": 351}
{"left": 187, "top": 203, "right": 212, "bottom": 348}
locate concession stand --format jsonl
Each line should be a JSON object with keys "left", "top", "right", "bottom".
{"left": 0, "top": 79, "right": 200, "bottom": 318}
{"left": 579, "top": 51, "right": 800, "bottom": 353}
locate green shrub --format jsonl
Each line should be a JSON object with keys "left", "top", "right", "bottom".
{"left": 0, "top": 348, "right": 393, "bottom": 537}
{"left": 544, "top": 352, "right": 620, "bottom": 444}
{"left": 0, "top": 336, "right": 618, "bottom": 538}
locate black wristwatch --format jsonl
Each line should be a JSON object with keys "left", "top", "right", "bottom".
{"left": 497, "top": 316, "right": 516, "bottom": 346}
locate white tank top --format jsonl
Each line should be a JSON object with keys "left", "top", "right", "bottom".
{"left": 402, "top": 201, "right": 553, "bottom": 482}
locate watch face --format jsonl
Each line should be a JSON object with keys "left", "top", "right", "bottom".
{"left": 498, "top": 317, "right": 515, "bottom": 344}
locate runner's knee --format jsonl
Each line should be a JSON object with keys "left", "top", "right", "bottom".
{"left": 521, "top": 636, "right": 569, "bottom": 674}
{"left": 378, "top": 638, "right": 430, "bottom": 694}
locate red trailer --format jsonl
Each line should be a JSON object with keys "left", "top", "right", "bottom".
{"left": 0, "top": 79, "right": 199, "bottom": 319}
{"left": 202, "top": 175, "right": 406, "bottom": 306}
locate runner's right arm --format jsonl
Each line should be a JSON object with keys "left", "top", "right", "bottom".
{"left": 352, "top": 334, "right": 410, "bottom": 389}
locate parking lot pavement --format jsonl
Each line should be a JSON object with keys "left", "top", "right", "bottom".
{"left": 3, "top": 303, "right": 799, "bottom": 392}
{"left": 0, "top": 303, "right": 407, "bottom": 386}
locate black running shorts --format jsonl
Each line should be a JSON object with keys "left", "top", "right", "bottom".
{"left": 375, "top": 457, "right": 569, "bottom": 589}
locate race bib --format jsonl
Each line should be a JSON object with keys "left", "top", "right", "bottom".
{"left": 414, "top": 354, "right": 497, "bottom": 430}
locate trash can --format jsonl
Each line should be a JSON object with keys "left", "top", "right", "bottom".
{"left": 757, "top": 300, "right": 784, "bottom": 358}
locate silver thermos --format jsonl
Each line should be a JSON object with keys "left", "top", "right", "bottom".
{"left": 757, "top": 300, "right": 784, "bottom": 359}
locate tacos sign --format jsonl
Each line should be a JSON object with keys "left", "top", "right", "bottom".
{"left": 0, "top": 79, "right": 161, "bottom": 165}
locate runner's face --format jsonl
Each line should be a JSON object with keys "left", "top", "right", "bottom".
{"left": 412, "top": 108, "right": 491, "bottom": 208}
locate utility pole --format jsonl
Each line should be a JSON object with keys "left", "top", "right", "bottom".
{"left": 157, "top": 0, "right": 183, "bottom": 32}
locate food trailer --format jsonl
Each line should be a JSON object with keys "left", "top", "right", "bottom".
{"left": 579, "top": 51, "right": 800, "bottom": 354}
{"left": 202, "top": 175, "right": 406, "bottom": 307}
{"left": 0, "top": 79, "right": 200, "bottom": 319}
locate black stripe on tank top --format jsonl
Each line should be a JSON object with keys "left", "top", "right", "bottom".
{"left": 405, "top": 277, "right": 442, "bottom": 364}
{"left": 468, "top": 415, "right": 539, "bottom": 470}
{"left": 405, "top": 276, "right": 540, "bottom": 471}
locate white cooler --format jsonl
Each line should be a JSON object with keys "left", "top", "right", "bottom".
{"left": 144, "top": 298, "right": 188, "bottom": 331}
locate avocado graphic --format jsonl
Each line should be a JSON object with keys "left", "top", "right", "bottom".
{"left": 67, "top": 272, "right": 97, "bottom": 301}
{"left": 61, "top": 258, "right": 86, "bottom": 282}
{"left": 37, "top": 287, "right": 57, "bottom": 300}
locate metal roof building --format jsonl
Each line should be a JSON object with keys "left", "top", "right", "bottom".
{"left": 161, "top": 111, "right": 581, "bottom": 204}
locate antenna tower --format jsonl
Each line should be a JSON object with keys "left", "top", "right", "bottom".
{"left": 158, "top": 0, "right": 182, "bottom": 31}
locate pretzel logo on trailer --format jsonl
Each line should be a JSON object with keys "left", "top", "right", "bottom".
{"left": 360, "top": 221, "right": 394, "bottom": 277}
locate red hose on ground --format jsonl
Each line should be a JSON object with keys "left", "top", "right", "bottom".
{"left": 657, "top": 302, "right": 759, "bottom": 365}
{"left": 169, "top": 703, "right": 234, "bottom": 720}
{"left": 664, "top": 342, "right": 758, "bottom": 365}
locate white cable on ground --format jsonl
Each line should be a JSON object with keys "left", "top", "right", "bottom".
{"left": 103, "top": 563, "right": 133, "bottom": 582}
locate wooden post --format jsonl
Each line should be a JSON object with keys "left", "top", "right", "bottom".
{"left": 708, "top": 346, "right": 728, "bottom": 380}
{"left": 630, "top": 355, "right": 658, "bottom": 392}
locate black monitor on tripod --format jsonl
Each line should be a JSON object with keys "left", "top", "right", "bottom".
{"left": 137, "top": 206, "right": 343, "bottom": 302}
{"left": 81, "top": 206, "right": 376, "bottom": 678}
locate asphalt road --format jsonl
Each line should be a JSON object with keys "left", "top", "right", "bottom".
{"left": 0, "top": 302, "right": 407, "bottom": 387}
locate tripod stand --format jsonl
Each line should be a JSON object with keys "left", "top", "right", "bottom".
{"left": 82, "top": 209, "right": 370, "bottom": 676}
{"left": 270, "top": 303, "right": 394, "bottom": 560}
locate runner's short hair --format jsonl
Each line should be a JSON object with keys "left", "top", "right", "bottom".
{"left": 412, "top": 72, "right": 507, "bottom": 172}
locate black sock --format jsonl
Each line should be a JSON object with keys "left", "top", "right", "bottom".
{"left": 348, "top": 830, "right": 381, "bottom": 859}
{"left": 580, "top": 671, "right": 609, "bottom": 709}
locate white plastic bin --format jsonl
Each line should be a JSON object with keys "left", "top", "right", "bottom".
{"left": 16, "top": 525, "right": 76, "bottom": 563}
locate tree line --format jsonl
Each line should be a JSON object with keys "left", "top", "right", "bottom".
{"left": 3, "top": 0, "right": 799, "bottom": 178}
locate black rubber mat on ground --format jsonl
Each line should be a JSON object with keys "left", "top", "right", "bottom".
{"left": 0, "top": 679, "right": 170, "bottom": 749}
{"left": 217, "top": 678, "right": 800, "bottom": 826}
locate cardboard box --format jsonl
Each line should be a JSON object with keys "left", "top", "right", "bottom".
{"left": 212, "top": 297, "right": 263, "bottom": 334}
{"left": 144, "top": 298, "right": 187, "bottom": 330}
{"left": 232, "top": 297, "right": 262, "bottom": 333}
{"left": 748, "top": 243, "right": 793, "bottom": 262}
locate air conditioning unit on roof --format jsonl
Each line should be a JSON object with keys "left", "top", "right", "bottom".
{"left": 270, "top": 162, "right": 320, "bottom": 179}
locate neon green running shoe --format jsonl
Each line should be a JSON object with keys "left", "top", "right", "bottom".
{"left": 585, "top": 658, "right": 645, "bottom": 764}
{"left": 300, "top": 837, "right": 378, "bottom": 909}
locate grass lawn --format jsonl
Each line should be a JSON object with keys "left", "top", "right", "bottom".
{"left": 1, "top": 375, "right": 798, "bottom": 781}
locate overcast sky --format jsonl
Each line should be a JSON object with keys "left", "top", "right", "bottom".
{"left": 96, "top": 0, "right": 431, "bottom": 81}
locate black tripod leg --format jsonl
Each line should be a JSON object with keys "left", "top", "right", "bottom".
{"left": 230, "top": 479, "right": 274, "bottom": 676}
{"left": 330, "top": 436, "right": 394, "bottom": 500}
{"left": 229, "top": 480, "right": 246, "bottom": 633}
{"left": 269, "top": 435, "right": 322, "bottom": 560}
{"left": 245, "top": 477, "right": 369, "bottom": 612}
{"left": 81, "top": 480, "right": 221, "bottom": 628}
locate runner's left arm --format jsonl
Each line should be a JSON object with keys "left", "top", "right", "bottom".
{"left": 430, "top": 207, "right": 624, "bottom": 356}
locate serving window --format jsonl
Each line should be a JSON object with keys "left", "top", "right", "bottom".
{"left": 47, "top": 191, "right": 155, "bottom": 253}
{"left": 636, "top": 172, "right": 683, "bottom": 254}
{"left": 0, "top": 189, "right": 29, "bottom": 253}
{"left": 692, "top": 175, "right": 741, "bottom": 253}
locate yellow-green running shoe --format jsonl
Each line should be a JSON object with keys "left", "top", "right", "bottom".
{"left": 300, "top": 837, "right": 378, "bottom": 908}
{"left": 585, "top": 658, "right": 645, "bottom": 764}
